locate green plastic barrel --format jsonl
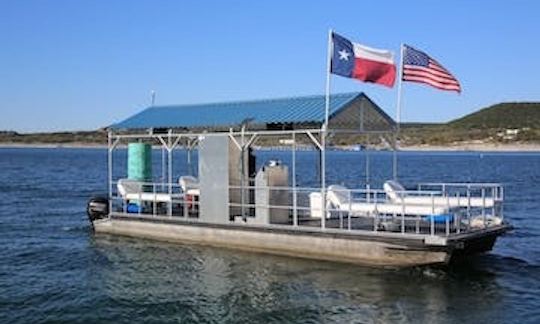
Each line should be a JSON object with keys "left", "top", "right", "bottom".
{"left": 127, "top": 143, "right": 152, "bottom": 181}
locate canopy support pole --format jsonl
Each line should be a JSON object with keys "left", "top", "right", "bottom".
{"left": 241, "top": 126, "right": 245, "bottom": 219}
{"left": 393, "top": 44, "right": 405, "bottom": 180}
{"left": 321, "top": 28, "right": 333, "bottom": 229}
{"left": 108, "top": 130, "right": 113, "bottom": 218}
{"left": 292, "top": 132, "right": 297, "bottom": 227}
{"left": 168, "top": 130, "right": 173, "bottom": 217}
{"left": 366, "top": 134, "right": 370, "bottom": 189}
{"left": 161, "top": 146, "right": 166, "bottom": 190}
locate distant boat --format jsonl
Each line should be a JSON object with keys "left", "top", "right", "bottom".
{"left": 349, "top": 144, "right": 365, "bottom": 151}
{"left": 327, "top": 145, "right": 365, "bottom": 151}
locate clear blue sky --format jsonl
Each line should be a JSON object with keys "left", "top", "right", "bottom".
{"left": 1, "top": 0, "right": 539, "bottom": 133}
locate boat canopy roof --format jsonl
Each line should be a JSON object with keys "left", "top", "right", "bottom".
{"left": 110, "top": 92, "right": 395, "bottom": 133}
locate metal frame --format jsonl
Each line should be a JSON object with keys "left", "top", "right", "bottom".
{"left": 107, "top": 121, "right": 505, "bottom": 243}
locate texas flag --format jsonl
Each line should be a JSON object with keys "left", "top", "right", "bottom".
{"left": 331, "top": 32, "right": 396, "bottom": 88}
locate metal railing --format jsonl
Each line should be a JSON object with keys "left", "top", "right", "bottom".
{"left": 418, "top": 182, "right": 503, "bottom": 201}
{"left": 110, "top": 180, "right": 504, "bottom": 238}
{"left": 228, "top": 183, "right": 503, "bottom": 236}
{"left": 110, "top": 181, "right": 200, "bottom": 219}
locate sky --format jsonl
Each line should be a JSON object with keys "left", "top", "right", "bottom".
{"left": 1, "top": 0, "right": 539, "bottom": 133}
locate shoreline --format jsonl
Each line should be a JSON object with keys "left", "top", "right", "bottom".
{"left": 0, "top": 143, "right": 107, "bottom": 149}
{"left": 2, "top": 142, "right": 540, "bottom": 152}
{"left": 400, "top": 143, "right": 540, "bottom": 152}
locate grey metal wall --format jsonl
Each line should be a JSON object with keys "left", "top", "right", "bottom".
{"left": 198, "top": 135, "right": 230, "bottom": 223}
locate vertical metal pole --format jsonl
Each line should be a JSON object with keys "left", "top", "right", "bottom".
{"left": 161, "top": 146, "right": 166, "bottom": 190}
{"left": 108, "top": 130, "right": 113, "bottom": 218}
{"left": 321, "top": 28, "right": 333, "bottom": 230}
{"left": 366, "top": 134, "right": 370, "bottom": 188}
{"left": 393, "top": 44, "right": 404, "bottom": 180}
{"left": 401, "top": 197, "right": 405, "bottom": 234}
{"left": 456, "top": 192, "right": 461, "bottom": 234}
{"left": 500, "top": 186, "right": 504, "bottom": 221}
{"left": 467, "top": 185, "right": 472, "bottom": 229}
{"left": 168, "top": 129, "right": 172, "bottom": 217}
{"left": 321, "top": 135, "right": 326, "bottom": 229}
{"left": 491, "top": 186, "right": 496, "bottom": 221}
{"left": 482, "top": 188, "right": 486, "bottom": 227}
{"left": 348, "top": 190, "right": 351, "bottom": 230}
{"left": 292, "top": 132, "right": 298, "bottom": 226}
{"left": 184, "top": 139, "right": 189, "bottom": 218}
{"left": 373, "top": 192, "right": 378, "bottom": 231}
{"left": 240, "top": 126, "right": 245, "bottom": 219}
{"left": 325, "top": 29, "right": 332, "bottom": 128}
{"left": 153, "top": 183, "right": 156, "bottom": 216}
{"left": 431, "top": 192, "right": 435, "bottom": 235}
{"left": 187, "top": 139, "right": 192, "bottom": 176}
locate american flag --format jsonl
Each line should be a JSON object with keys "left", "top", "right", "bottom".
{"left": 402, "top": 45, "right": 461, "bottom": 93}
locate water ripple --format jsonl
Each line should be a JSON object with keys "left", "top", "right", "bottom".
{"left": 1, "top": 148, "right": 540, "bottom": 323}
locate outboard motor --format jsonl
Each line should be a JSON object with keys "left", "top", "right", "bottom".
{"left": 87, "top": 196, "right": 109, "bottom": 226}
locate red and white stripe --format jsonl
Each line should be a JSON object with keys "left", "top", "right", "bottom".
{"left": 352, "top": 43, "right": 396, "bottom": 88}
{"left": 403, "top": 59, "right": 461, "bottom": 92}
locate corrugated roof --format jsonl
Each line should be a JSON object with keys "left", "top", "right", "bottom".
{"left": 111, "top": 92, "right": 373, "bottom": 130}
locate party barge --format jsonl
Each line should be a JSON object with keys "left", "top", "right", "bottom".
{"left": 87, "top": 93, "right": 510, "bottom": 266}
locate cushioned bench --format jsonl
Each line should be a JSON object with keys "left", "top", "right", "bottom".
{"left": 117, "top": 179, "right": 183, "bottom": 203}
{"left": 326, "top": 185, "right": 449, "bottom": 216}
{"left": 383, "top": 180, "right": 496, "bottom": 208}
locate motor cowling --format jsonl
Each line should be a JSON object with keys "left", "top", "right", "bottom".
{"left": 87, "top": 196, "right": 109, "bottom": 222}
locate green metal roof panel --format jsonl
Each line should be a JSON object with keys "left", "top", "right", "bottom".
{"left": 111, "top": 92, "right": 368, "bottom": 130}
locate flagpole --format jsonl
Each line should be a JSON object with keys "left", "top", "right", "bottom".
{"left": 393, "top": 43, "right": 404, "bottom": 180}
{"left": 325, "top": 29, "right": 333, "bottom": 126}
{"left": 321, "top": 28, "right": 333, "bottom": 230}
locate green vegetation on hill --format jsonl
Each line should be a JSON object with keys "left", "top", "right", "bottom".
{"left": 0, "top": 130, "right": 107, "bottom": 145}
{"left": 401, "top": 102, "right": 540, "bottom": 145}
{"left": 449, "top": 102, "right": 540, "bottom": 129}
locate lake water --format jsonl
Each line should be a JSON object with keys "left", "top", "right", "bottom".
{"left": 1, "top": 148, "right": 539, "bottom": 323}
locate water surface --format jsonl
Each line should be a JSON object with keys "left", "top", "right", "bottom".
{"left": 1, "top": 148, "right": 539, "bottom": 323}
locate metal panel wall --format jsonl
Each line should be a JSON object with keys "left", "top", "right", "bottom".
{"left": 198, "top": 135, "right": 229, "bottom": 223}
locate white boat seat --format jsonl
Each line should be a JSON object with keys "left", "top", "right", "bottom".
{"left": 122, "top": 192, "right": 183, "bottom": 203}
{"left": 117, "top": 179, "right": 183, "bottom": 203}
{"left": 383, "top": 180, "right": 495, "bottom": 208}
{"left": 326, "top": 185, "right": 449, "bottom": 216}
{"left": 179, "top": 176, "right": 200, "bottom": 196}
{"left": 383, "top": 180, "right": 406, "bottom": 201}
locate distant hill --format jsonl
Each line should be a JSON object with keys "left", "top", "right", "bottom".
{"left": 449, "top": 102, "right": 540, "bottom": 129}
{"left": 0, "top": 130, "right": 107, "bottom": 145}
{"left": 401, "top": 102, "right": 540, "bottom": 145}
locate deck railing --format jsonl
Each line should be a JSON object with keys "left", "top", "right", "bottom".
{"left": 109, "top": 180, "right": 503, "bottom": 238}
{"left": 417, "top": 182, "right": 503, "bottom": 201}
{"left": 110, "top": 181, "right": 200, "bottom": 219}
